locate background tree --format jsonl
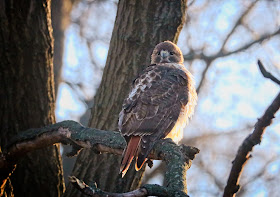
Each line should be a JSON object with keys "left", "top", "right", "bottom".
{"left": 0, "top": 1, "right": 64, "bottom": 196}
{"left": 52, "top": 0, "right": 77, "bottom": 95}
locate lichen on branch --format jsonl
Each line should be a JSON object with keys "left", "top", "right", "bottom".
{"left": 0, "top": 120, "right": 199, "bottom": 196}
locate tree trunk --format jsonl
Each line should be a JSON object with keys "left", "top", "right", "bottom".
{"left": 0, "top": 1, "right": 64, "bottom": 196}
{"left": 51, "top": 0, "right": 77, "bottom": 95}
{"left": 65, "top": 0, "right": 187, "bottom": 196}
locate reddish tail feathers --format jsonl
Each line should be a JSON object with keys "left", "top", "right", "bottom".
{"left": 120, "top": 136, "right": 142, "bottom": 177}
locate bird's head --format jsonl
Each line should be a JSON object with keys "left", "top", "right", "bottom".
{"left": 151, "top": 41, "right": 184, "bottom": 64}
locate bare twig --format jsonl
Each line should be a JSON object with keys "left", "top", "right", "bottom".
{"left": 197, "top": 160, "right": 224, "bottom": 191}
{"left": 184, "top": 28, "right": 280, "bottom": 62}
{"left": 258, "top": 60, "right": 280, "bottom": 85}
{"left": 182, "top": 124, "right": 253, "bottom": 145}
{"left": 223, "top": 92, "right": 280, "bottom": 197}
{"left": 220, "top": 0, "right": 258, "bottom": 50}
{"left": 196, "top": 60, "right": 211, "bottom": 94}
{"left": 186, "top": 1, "right": 274, "bottom": 94}
{"left": 237, "top": 156, "right": 278, "bottom": 196}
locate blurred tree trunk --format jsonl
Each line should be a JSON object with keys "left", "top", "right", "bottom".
{"left": 65, "top": 0, "right": 187, "bottom": 196}
{"left": 52, "top": 0, "right": 65, "bottom": 95}
{"left": 51, "top": 0, "right": 77, "bottom": 95}
{"left": 0, "top": 0, "right": 64, "bottom": 196}
{"left": 51, "top": 0, "right": 78, "bottom": 185}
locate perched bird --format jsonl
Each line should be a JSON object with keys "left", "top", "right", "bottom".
{"left": 118, "top": 41, "right": 197, "bottom": 177}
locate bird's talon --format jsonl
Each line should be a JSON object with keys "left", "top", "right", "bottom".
{"left": 147, "top": 159, "right": 154, "bottom": 168}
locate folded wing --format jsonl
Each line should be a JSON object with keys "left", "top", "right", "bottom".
{"left": 119, "top": 64, "right": 190, "bottom": 176}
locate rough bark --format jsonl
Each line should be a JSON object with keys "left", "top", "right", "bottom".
{"left": 0, "top": 0, "right": 64, "bottom": 196}
{"left": 65, "top": 0, "right": 187, "bottom": 196}
{"left": 0, "top": 120, "right": 199, "bottom": 196}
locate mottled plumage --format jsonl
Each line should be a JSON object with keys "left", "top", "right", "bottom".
{"left": 119, "top": 41, "right": 197, "bottom": 177}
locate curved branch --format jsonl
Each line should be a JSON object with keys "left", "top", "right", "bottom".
{"left": 223, "top": 91, "right": 280, "bottom": 197}
{"left": 0, "top": 121, "right": 199, "bottom": 196}
{"left": 70, "top": 176, "right": 171, "bottom": 197}
{"left": 258, "top": 60, "right": 280, "bottom": 85}
{"left": 69, "top": 175, "right": 191, "bottom": 197}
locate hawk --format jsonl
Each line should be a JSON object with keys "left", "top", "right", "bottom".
{"left": 119, "top": 41, "right": 197, "bottom": 177}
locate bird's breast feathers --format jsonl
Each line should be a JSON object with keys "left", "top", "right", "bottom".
{"left": 164, "top": 63, "right": 197, "bottom": 143}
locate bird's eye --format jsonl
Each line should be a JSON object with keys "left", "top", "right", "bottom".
{"left": 170, "top": 52, "right": 174, "bottom": 55}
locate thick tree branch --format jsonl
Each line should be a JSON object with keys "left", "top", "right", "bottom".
{"left": 223, "top": 92, "right": 280, "bottom": 197}
{"left": 0, "top": 121, "right": 199, "bottom": 196}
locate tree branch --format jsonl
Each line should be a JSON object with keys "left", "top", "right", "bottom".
{"left": 0, "top": 121, "right": 199, "bottom": 196}
{"left": 257, "top": 60, "right": 280, "bottom": 85}
{"left": 220, "top": 0, "right": 258, "bottom": 51}
{"left": 69, "top": 176, "right": 173, "bottom": 197}
{"left": 196, "top": 60, "right": 211, "bottom": 94}
{"left": 223, "top": 91, "right": 280, "bottom": 197}
{"left": 69, "top": 174, "right": 192, "bottom": 197}
{"left": 186, "top": 1, "right": 274, "bottom": 94}
{"left": 184, "top": 28, "right": 280, "bottom": 62}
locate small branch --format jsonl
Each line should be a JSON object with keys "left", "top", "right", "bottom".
{"left": 257, "top": 60, "right": 280, "bottom": 85}
{"left": 197, "top": 160, "right": 224, "bottom": 192}
{"left": 184, "top": 28, "right": 280, "bottom": 62}
{"left": 223, "top": 92, "right": 280, "bottom": 197}
{"left": 69, "top": 176, "right": 189, "bottom": 197}
{"left": 238, "top": 156, "right": 277, "bottom": 195}
{"left": 182, "top": 124, "right": 254, "bottom": 145}
{"left": 219, "top": 0, "right": 258, "bottom": 51}
{"left": 0, "top": 121, "right": 199, "bottom": 196}
{"left": 196, "top": 60, "right": 211, "bottom": 94}
{"left": 70, "top": 176, "right": 147, "bottom": 197}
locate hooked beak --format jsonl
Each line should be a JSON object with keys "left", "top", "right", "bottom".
{"left": 160, "top": 50, "right": 169, "bottom": 58}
